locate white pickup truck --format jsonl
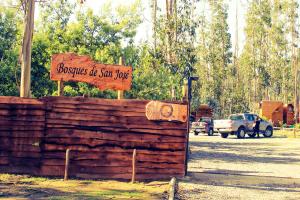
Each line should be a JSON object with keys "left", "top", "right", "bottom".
{"left": 214, "top": 113, "right": 273, "bottom": 139}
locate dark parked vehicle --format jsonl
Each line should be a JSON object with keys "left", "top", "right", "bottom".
{"left": 191, "top": 117, "right": 214, "bottom": 136}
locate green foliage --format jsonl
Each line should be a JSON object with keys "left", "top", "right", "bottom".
{"left": 0, "top": 0, "right": 299, "bottom": 116}
{"left": 31, "top": 34, "right": 55, "bottom": 97}
{"left": 0, "top": 9, "right": 20, "bottom": 96}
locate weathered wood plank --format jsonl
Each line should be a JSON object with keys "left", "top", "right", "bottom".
{"left": 0, "top": 144, "right": 41, "bottom": 152}
{"left": 0, "top": 151, "right": 41, "bottom": 158}
{"left": 43, "top": 144, "right": 185, "bottom": 156}
{"left": 46, "top": 112, "right": 186, "bottom": 128}
{"left": 0, "top": 116, "right": 45, "bottom": 122}
{"left": 44, "top": 137, "right": 185, "bottom": 151}
{"left": 49, "top": 108, "right": 145, "bottom": 117}
{"left": 0, "top": 131, "right": 43, "bottom": 138}
{"left": 42, "top": 151, "right": 185, "bottom": 161}
{"left": 45, "top": 119, "right": 186, "bottom": 131}
{"left": 0, "top": 109, "right": 45, "bottom": 116}
{"left": 0, "top": 126, "right": 45, "bottom": 131}
{"left": 45, "top": 128, "right": 186, "bottom": 142}
{"left": 0, "top": 120, "right": 45, "bottom": 126}
{"left": 0, "top": 96, "right": 44, "bottom": 105}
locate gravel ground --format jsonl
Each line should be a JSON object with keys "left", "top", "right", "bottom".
{"left": 176, "top": 132, "right": 300, "bottom": 200}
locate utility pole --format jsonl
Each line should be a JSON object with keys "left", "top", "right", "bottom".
{"left": 20, "top": 0, "right": 35, "bottom": 97}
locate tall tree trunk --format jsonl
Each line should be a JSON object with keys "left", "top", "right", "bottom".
{"left": 20, "top": 0, "right": 35, "bottom": 98}
{"left": 291, "top": 1, "right": 299, "bottom": 123}
{"left": 151, "top": 0, "right": 157, "bottom": 53}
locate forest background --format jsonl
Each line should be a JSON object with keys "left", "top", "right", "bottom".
{"left": 0, "top": 0, "right": 300, "bottom": 118}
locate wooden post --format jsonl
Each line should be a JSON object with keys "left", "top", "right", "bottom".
{"left": 131, "top": 149, "right": 136, "bottom": 183}
{"left": 58, "top": 80, "right": 64, "bottom": 96}
{"left": 64, "top": 149, "right": 70, "bottom": 181}
{"left": 182, "top": 79, "right": 188, "bottom": 102}
{"left": 20, "top": 0, "right": 35, "bottom": 98}
{"left": 168, "top": 177, "right": 177, "bottom": 200}
{"left": 118, "top": 57, "right": 124, "bottom": 99}
{"left": 171, "top": 86, "right": 175, "bottom": 100}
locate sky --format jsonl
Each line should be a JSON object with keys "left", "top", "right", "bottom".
{"left": 76, "top": 0, "right": 247, "bottom": 54}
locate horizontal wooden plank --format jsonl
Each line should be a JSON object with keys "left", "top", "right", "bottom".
{"left": 42, "top": 150, "right": 184, "bottom": 160}
{"left": 0, "top": 151, "right": 41, "bottom": 158}
{"left": 1, "top": 137, "right": 41, "bottom": 145}
{"left": 42, "top": 96, "right": 186, "bottom": 106}
{"left": 47, "top": 103, "right": 146, "bottom": 113}
{"left": 0, "top": 96, "right": 44, "bottom": 105}
{"left": 0, "top": 144, "right": 41, "bottom": 152}
{"left": 44, "top": 137, "right": 185, "bottom": 151}
{"left": 0, "top": 109, "right": 45, "bottom": 116}
{"left": 0, "top": 104, "right": 45, "bottom": 110}
{"left": 0, "top": 116, "right": 45, "bottom": 122}
{"left": 0, "top": 157, "right": 41, "bottom": 166}
{"left": 49, "top": 108, "right": 145, "bottom": 117}
{"left": 0, "top": 131, "right": 43, "bottom": 138}
{"left": 43, "top": 144, "right": 185, "bottom": 156}
{"left": 0, "top": 120, "right": 45, "bottom": 126}
{"left": 46, "top": 112, "right": 186, "bottom": 128}
{"left": 42, "top": 96, "right": 149, "bottom": 107}
{"left": 45, "top": 128, "right": 186, "bottom": 142}
{"left": 0, "top": 126, "right": 45, "bottom": 131}
{"left": 0, "top": 165, "right": 40, "bottom": 175}
{"left": 45, "top": 126, "right": 186, "bottom": 137}
{"left": 45, "top": 119, "right": 186, "bottom": 131}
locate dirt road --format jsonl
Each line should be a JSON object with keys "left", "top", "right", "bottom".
{"left": 177, "top": 133, "right": 300, "bottom": 200}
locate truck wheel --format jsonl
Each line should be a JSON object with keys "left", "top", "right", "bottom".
{"left": 221, "top": 133, "right": 229, "bottom": 138}
{"left": 237, "top": 127, "right": 246, "bottom": 139}
{"left": 208, "top": 129, "right": 214, "bottom": 136}
{"left": 263, "top": 127, "right": 273, "bottom": 138}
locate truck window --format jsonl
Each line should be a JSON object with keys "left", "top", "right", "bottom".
{"left": 200, "top": 117, "right": 211, "bottom": 123}
{"left": 244, "top": 114, "right": 255, "bottom": 121}
{"left": 229, "top": 115, "right": 244, "bottom": 120}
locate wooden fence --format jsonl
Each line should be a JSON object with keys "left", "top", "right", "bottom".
{"left": 0, "top": 96, "right": 187, "bottom": 180}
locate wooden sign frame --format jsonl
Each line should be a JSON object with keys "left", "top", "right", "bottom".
{"left": 146, "top": 101, "right": 187, "bottom": 122}
{"left": 51, "top": 53, "right": 132, "bottom": 91}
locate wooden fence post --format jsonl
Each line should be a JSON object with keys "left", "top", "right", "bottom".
{"left": 118, "top": 57, "right": 124, "bottom": 99}
{"left": 131, "top": 149, "right": 136, "bottom": 183}
{"left": 64, "top": 149, "right": 70, "bottom": 181}
{"left": 58, "top": 80, "right": 64, "bottom": 96}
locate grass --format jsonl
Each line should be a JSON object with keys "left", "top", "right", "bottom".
{"left": 273, "top": 129, "right": 300, "bottom": 138}
{"left": 0, "top": 174, "right": 168, "bottom": 200}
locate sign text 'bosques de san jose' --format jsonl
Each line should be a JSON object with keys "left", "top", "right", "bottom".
{"left": 50, "top": 53, "right": 132, "bottom": 91}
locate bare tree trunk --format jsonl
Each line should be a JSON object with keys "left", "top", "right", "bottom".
{"left": 165, "top": 0, "right": 174, "bottom": 63}
{"left": 151, "top": 0, "right": 157, "bottom": 53}
{"left": 291, "top": 2, "right": 299, "bottom": 124}
{"left": 234, "top": 0, "right": 239, "bottom": 83}
{"left": 20, "top": 0, "right": 35, "bottom": 97}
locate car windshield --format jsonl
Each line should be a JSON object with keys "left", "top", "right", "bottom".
{"left": 199, "top": 118, "right": 210, "bottom": 123}
{"left": 229, "top": 115, "right": 244, "bottom": 120}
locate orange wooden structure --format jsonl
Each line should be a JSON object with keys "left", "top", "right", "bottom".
{"left": 283, "top": 104, "right": 295, "bottom": 125}
{"left": 0, "top": 96, "right": 187, "bottom": 180}
{"left": 259, "top": 100, "right": 283, "bottom": 127}
{"left": 194, "top": 104, "right": 213, "bottom": 121}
